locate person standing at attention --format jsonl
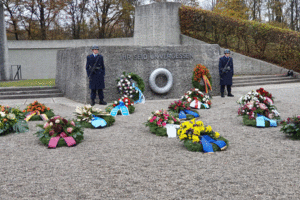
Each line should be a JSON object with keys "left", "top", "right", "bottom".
{"left": 219, "top": 49, "right": 234, "bottom": 98}
{"left": 86, "top": 45, "right": 107, "bottom": 106}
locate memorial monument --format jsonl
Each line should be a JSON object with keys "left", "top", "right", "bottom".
{"left": 56, "top": 2, "right": 221, "bottom": 103}
{"left": 0, "top": 2, "right": 9, "bottom": 81}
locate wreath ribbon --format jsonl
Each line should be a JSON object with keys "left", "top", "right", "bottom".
{"left": 91, "top": 115, "right": 107, "bottom": 128}
{"left": 48, "top": 132, "right": 76, "bottom": 148}
{"left": 132, "top": 83, "right": 145, "bottom": 104}
{"left": 256, "top": 114, "right": 277, "bottom": 127}
{"left": 201, "top": 135, "right": 227, "bottom": 154}
{"left": 201, "top": 75, "right": 212, "bottom": 94}
{"left": 178, "top": 109, "right": 199, "bottom": 119}
{"left": 110, "top": 101, "right": 129, "bottom": 117}
{"left": 25, "top": 111, "right": 48, "bottom": 122}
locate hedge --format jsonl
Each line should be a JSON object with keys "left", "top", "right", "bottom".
{"left": 179, "top": 6, "right": 300, "bottom": 73}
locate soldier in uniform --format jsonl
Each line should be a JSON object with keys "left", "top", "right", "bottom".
{"left": 86, "top": 45, "right": 107, "bottom": 106}
{"left": 219, "top": 49, "right": 234, "bottom": 98}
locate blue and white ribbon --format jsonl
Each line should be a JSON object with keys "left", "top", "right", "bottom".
{"left": 91, "top": 115, "right": 107, "bottom": 128}
{"left": 178, "top": 109, "right": 200, "bottom": 119}
{"left": 132, "top": 83, "right": 145, "bottom": 104}
{"left": 110, "top": 101, "right": 129, "bottom": 117}
{"left": 201, "top": 135, "right": 227, "bottom": 154}
{"left": 256, "top": 114, "right": 277, "bottom": 127}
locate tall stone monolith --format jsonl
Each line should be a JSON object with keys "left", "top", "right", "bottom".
{"left": 0, "top": 2, "right": 9, "bottom": 81}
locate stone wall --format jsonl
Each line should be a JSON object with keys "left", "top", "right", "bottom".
{"left": 56, "top": 45, "right": 220, "bottom": 104}
{"left": 0, "top": 2, "right": 9, "bottom": 81}
{"left": 134, "top": 2, "right": 181, "bottom": 46}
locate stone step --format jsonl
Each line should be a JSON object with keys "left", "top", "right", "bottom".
{"left": 233, "top": 76, "right": 296, "bottom": 83}
{"left": 232, "top": 78, "right": 300, "bottom": 87}
{"left": 0, "top": 89, "right": 61, "bottom": 95}
{"left": 233, "top": 75, "right": 286, "bottom": 80}
{"left": 0, "top": 93, "right": 64, "bottom": 100}
{"left": 0, "top": 86, "right": 56, "bottom": 92}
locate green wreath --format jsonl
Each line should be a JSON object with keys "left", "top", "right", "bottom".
{"left": 192, "top": 64, "right": 212, "bottom": 93}
{"left": 35, "top": 118, "right": 84, "bottom": 147}
{"left": 105, "top": 104, "right": 135, "bottom": 115}
{"left": 183, "top": 136, "right": 229, "bottom": 152}
{"left": 116, "top": 72, "right": 145, "bottom": 101}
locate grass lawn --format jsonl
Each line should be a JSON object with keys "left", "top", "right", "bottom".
{"left": 0, "top": 79, "right": 55, "bottom": 87}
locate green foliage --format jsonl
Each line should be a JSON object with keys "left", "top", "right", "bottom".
{"left": 280, "top": 116, "right": 300, "bottom": 139}
{"left": 183, "top": 136, "right": 229, "bottom": 152}
{"left": 179, "top": 6, "right": 300, "bottom": 72}
{"left": 146, "top": 123, "right": 168, "bottom": 137}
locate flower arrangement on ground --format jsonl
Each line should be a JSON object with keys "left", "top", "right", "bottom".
{"left": 0, "top": 105, "right": 28, "bottom": 136}
{"left": 105, "top": 96, "right": 135, "bottom": 115}
{"left": 168, "top": 100, "right": 199, "bottom": 120}
{"left": 280, "top": 116, "right": 300, "bottom": 139}
{"left": 74, "top": 105, "right": 115, "bottom": 128}
{"left": 116, "top": 72, "right": 145, "bottom": 102}
{"left": 35, "top": 116, "right": 84, "bottom": 148}
{"left": 237, "top": 88, "right": 280, "bottom": 127}
{"left": 145, "top": 109, "right": 180, "bottom": 136}
{"left": 181, "top": 88, "right": 211, "bottom": 109}
{"left": 177, "top": 119, "right": 228, "bottom": 153}
{"left": 23, "top": 100, "right": 55, "bottom": 121}
{"left": 192, "top": 64, "right": 212, "bottom": 93}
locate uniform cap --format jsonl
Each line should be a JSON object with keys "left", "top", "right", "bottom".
{"left": 92, "top": 45, "right": 99, "bottom": 50}
{"left": 224, "top": 49, "right": 231, "bottom": 54}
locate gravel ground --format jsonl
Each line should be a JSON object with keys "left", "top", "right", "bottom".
{"left": 1, "top": 83, "right": 300, "bottom": 200}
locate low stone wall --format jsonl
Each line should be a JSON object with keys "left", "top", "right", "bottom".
{"left": 7, "top": 38, "right": 134, "bottom": 79}
{"left": 56, "top": 45, "right": 220, "bottom": 104}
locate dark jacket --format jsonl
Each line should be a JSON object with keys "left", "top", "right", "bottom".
{"left": 219, "top": 56, "right": 234, "bottom": 85}
{"left": 86, "top": 54, "right": 105, "bottom": 89}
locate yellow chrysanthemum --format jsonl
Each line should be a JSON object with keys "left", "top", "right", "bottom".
{"left": 190, "top": 118, "right": 196, "bottom": 124}
{"left": 179, "top": 134, "right": 187, "bottom": 140}
{"left": 196, "top": 121, "right": 204, "bottom": 126}
{"left": 205, "top": 125, "right": 212, "bottom": 133}
{"left": 192, "top": 135, "right": 200, "bottom": 143}
{"left": 177, "top": 129, "right": 182, "bottom": 136}
{"left": 193, "top": 127, "right": 201, "bottom": 136}
{"left": 214, "top": 132, "right": 220, "bottom": 138}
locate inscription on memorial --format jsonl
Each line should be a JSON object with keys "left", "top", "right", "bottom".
{"left": 120, "top": 53, "right": 193, "bottom": 61}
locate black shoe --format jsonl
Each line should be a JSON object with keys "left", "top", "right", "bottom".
{"left": 221, "top": 94, "right": 225, "bottom": 98}
{"left": 91, "top": 99, "right": 95, "bottom": 106}
{"left": 99, "top": 100, "right": 107, "bottom": 105}
{"left": 228, "top": 94, "right": 234, "bottom": 97}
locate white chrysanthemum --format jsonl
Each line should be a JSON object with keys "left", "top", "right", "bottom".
{"left": 122, "top": 84, "right": 125, "bottom": 86}
{"left": 49, "top": 122, "right": 53, "bottom": 126}
{"left": 114, "top": 101, "right": 118, "bottom": 104}
{"left": 124, "top": 95, "right": 128, "bottom": 98}
{"left": 128, "top": 75, "right": 131, "bottom": 79}
{"left": 125, "top": 99, "right": 128, "bottom": 102}
{"left": 187, "top": 91, "right": 192, "bottom": 94}
{"left": 130, "top": 86, "right": 132, "bottom": 89}
{"left": 130, "top": 91, "right": 132, "bottom": 93}
{"left": 7, "top": 113, "right": 16, "bottom": 120}
{"left": 125, "top": 103, "right": 128, "bottom": 105}
{"left": 130, "top": 95, "right": 133, "bottom": 98}
{"left": 0, "top": 112, "right": 6, "bottom": 117}
{"left": 55, "top": 119, "right": 60, "bottom": 124}
{"left": 86, "top": 105, "right": 92, "bottom": 109}
{"left": 187, "top": 98, "right": 192, "bottom": 102}
{"left": 185, "top": 95, "right": 188, "bottom": 98}
{"left": 155, "top": 110, "right": 160, "bottom": 114}
{"left": 195, "top": 88, "right": 199, "bottom": 91}
{"left": 75, "top": 107, "right": 83, "bottom": 114}
{"left": 203, "top": 98, "right": 206, "bottom": 101}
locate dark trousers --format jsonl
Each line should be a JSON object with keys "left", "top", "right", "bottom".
{"left": 91, "top": 89, "right": 104, "bottom": 100}
{"left": 221, "top": 85, "right": 232, "bottom": 95}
